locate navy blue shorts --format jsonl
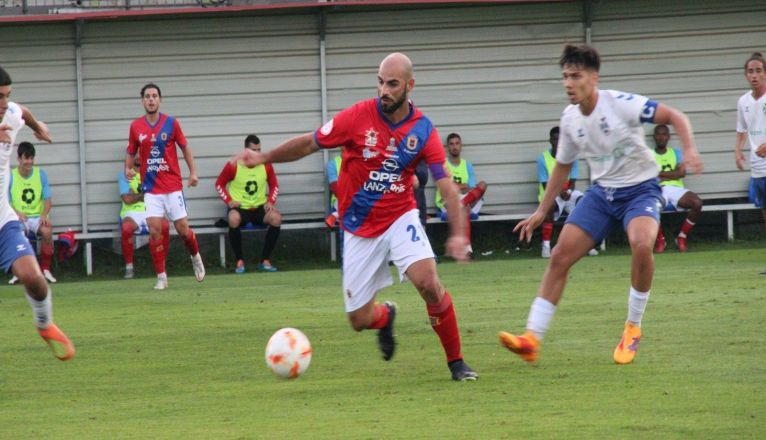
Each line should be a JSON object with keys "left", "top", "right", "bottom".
{"left": 0, "top": 220, "right": 36, "bottom": 273}
{"left": 749, "top": 177, "right": 766, "bottom": 208}
{"left": 565, "top": 179, "right": 663, "bottom": 243}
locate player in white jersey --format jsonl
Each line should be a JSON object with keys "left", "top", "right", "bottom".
{"left": 0, "top": 66, "right": 74, "bottom": 361}
{"left": 499, "top": 44, "right": 702, "bottom": 365}
{"left": 734, "top": 52, "right": 766, "bottom": 266}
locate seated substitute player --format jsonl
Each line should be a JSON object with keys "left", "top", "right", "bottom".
{"left": 215, "top": 134, "right": 281, "bottom": 273}
{"left": 500, "top": 44, "right": 702, "bottom": 366}
{"left": 0, "top": 65, "right": 74, "bottom": 360}
{"left": 234, "top": 52, "right": 478, "bottom": 381}
{"left": 653, "top": 124, "right": 703, "bottom": 253}
{"left": 434, "top": 132, "right": 487, "bottom": 257}
{"left": 119, "top": 155, "right": 170, "bottom": 279}
{"left": 537, "top": 126, "right": 598, "bottom": 258}
{"left": 9, "top": 141, "right": 57, "bottom": 284}
{"left": 325, "top": 151, "right": 342, "bottom": 229}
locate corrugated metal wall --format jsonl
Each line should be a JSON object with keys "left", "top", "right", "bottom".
{"left": 0, "top": 0, "right": 764, "bottom": 232}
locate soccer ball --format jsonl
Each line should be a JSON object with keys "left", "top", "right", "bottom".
{"left": 264, "top": 327, "right": 312, "bottom": 379}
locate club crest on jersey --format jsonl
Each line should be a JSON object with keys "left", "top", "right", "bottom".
{"left": 406, "top": 135, "right": 418, "bottom": 151}
{"left": 161, "top": 132, "right": 168, "bottom": 141}
{"left": 599, "top": 117, "right": 610, "bottom": 135}
{"left": 365, "top": 128, "right": 378, "bottom": 147}
{"left": 363, "top": 147, "right": 379, "bottom": 161}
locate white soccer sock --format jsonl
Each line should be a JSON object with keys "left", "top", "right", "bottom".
{"left": 526, "top": 297, "right": 556, "bottom": 340}
{"left": 126, "top": 263, "right": 134, "bottom": 270}
{"left": 542, "top": 240, "right": 551, "bottom": 247}
{"left": 26, "top": 288, "right": 53, "bottom": 329}
{"left": 627, "top": 286, "right": 650, "bottom": 327}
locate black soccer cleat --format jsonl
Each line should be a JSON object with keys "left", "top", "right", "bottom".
{"left": 377, "top": 301, "right": 397, "bottom": 361}
{"left": 448, "top": 359, "right": 478, "bottom": 382}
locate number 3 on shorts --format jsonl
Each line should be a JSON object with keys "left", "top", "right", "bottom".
{"left": 178, "top": 195, "right": 184, "bottom": 207}
{"left": 406, "top": 224, "right": 421, "bottom": 242}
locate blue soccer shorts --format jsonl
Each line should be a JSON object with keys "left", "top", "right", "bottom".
{"left": 565, "top": 179, "right": 664, "bottom": 244}
{"left": 749, "top": 177, "right": 766, "bottom": 208}
{"left": 0, "top": 220, "right": 36, "bottom": 273}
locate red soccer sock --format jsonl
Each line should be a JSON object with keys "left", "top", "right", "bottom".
{"left": 40, "top": 242, "right": 54, "bottom": 271}
{"left": 161, "top": 219, "right": 171, "bottom": 260}
{"left": 427, "top": 292, "right": 463, "bottom": 363}
{"left": 181, "top": 229, "right": 199, "bottom": 256}
{"left": 121, "top": 222, "right": 135, "bottom": 265}
{"left": 657, "top": 227, "right": 666, "bottom": 243}
{"left": 542, "top": 221, "right": 554, "bottom": 242}
{"left": 678, "top": 218, "right": 695, "bottom": 238}
{"left": 461, "top": 185, "right": 486, "bottom": 207}
{"left": 149, "top": 237, "right": 166, "bottom": 274}
{"left": 367, "top": 302, "right": 390, "bottom": 330}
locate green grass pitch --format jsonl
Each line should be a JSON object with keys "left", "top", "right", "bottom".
{"left": 1, "top": 246, "right": 764, "bottom": 439}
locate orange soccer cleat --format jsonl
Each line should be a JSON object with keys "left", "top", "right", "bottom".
{"left": 498, "top": 330, "right": 539, "bottom": 363}
{"left": 38, "top": 323, "right": 75, "bottom": 361}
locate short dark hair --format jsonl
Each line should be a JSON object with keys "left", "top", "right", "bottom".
{"left": 140, "top": 83, "right": 161, "bottom": 98}
{"left": 446, "top": 133, "right": 461, "bottom": 143}
{"left": 560, "top": 44, "right": 601, "bottom": 72}
{"left": 0, "top": 67, "right": 12, "bottom": 87}
{"left": 17, "top": 141, "right": 35, "bottom": 158}
{"left": 744, "top": 52, "right": 766, "bottom": 71}
{"left": 549, "top": 126, "right": 560, "bottom": 137}
{"left": 654, "top": 124, "right": 670, "bottom": 134}
{"left": 244, "top": 134, "right": 261, "bottom": 148}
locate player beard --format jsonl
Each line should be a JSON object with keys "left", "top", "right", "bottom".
{"left": 380, "top": 92, "right": 407, "bottom": 114}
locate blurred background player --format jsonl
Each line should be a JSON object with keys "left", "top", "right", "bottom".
{"left": 125, "top": 83, "right": 205, "bottom": 290}
{"left": 0, "top": 66, "right": 74, "bottom": 360}
{"left": 215, "top": 134, "right": 281, "bottom": 273}
{"left": 9, "top": 141, "right": 56, "bottom": 284}
{"left": 653, "top": 124, "right": 703, "bottom": 252}
{"left": 119, "top": 154, "right": 170, "bottom": 279}
{"left": 502, "top": 44, "right": 702, "bottom": 365}
{"left": 434, "top": 132, "right": 487, "bottom": 257}
{"left": 537, "top": 126, "right": 597, "bottom": 258}
{"left": 734, "top": 52, "right": 766, "bottom": 274}
{"left": 235, "top": 53, "right": 478, "bottom": 381}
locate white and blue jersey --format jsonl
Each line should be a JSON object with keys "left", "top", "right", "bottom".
{"left": 558, "top": 89, "right": 660, "bottom": 188}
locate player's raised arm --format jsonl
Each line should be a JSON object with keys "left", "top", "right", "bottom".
{"left": 20, "top": 105, "right": 51, "bottom": 143}
{"left": 236, "top": 133, "right": 320, "bottom": 167}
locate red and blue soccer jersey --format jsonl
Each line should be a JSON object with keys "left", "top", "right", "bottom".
{"left": 126, "top": 113, "right": 188, "bottom": 194}
{"left": 314, "top": 98, "right": 446, "bottom": 238}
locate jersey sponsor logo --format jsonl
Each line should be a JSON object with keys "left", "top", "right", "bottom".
{"left": 16, "top": 243, "right": 27, "bottom": 252}
{"left": 365, "top": 128, "right": 378, "bottom": 147}
{"left": 139, "top": 133, "right": 148, "bottom": 143}
{"left": 363, "top": 170, "right": 404, "bottom": 193}
{"left": 386, "top": 137, "right": 397, "bottom": 151}
{"left": 151, "top": 133, "right": 156, "bottom": 143}
{"left": 320, "top": 119, "right": 334, "bottom": 135}
{"left": 577, "top": 128, "right": 585, "bottom": 138}
{"left": 382, "top": 158, "right": 399, "bottom": 172}
{"left": 150, "top": 146, "right": 160, "bottom": 158}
